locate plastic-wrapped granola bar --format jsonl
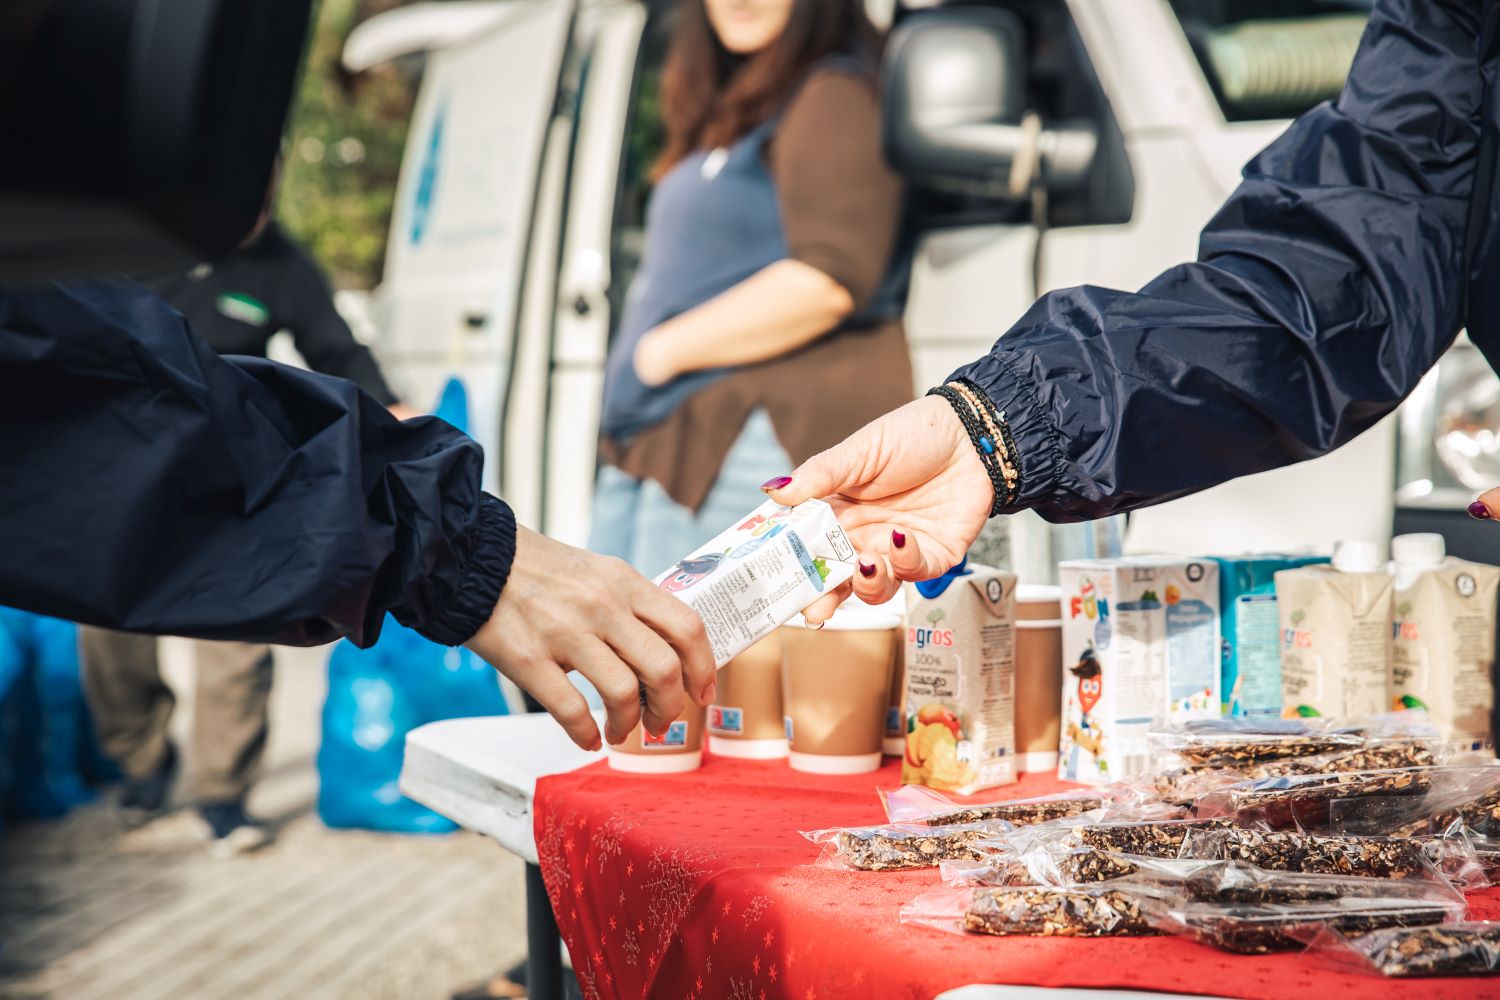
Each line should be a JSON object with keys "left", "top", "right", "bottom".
{"left": 900, "top": 884, "right": 1164, "bottom": 937}
{"left": 801, "top": 820, "right": 1011, "bottom": 871}
{"left": 1308, "top": 921, "right": 1500, "bottom": 977}
{"left": 1192, "top": 767, "right": 1437, "bottom": 830}
{"left": 879, "top": 783, "right": 1111, "bottom": 827}
{"left": 1148, "top": 711, "right": 1437, "bottom": 769}
{"left": 1154, "top": 738, "right": 1445, "bottom": 806}
{"left": 1181, "top": 827, "right": 1437, "bottom": 879}
{"left": 1145, "top": 895, "right": 1465, "bottom": 954}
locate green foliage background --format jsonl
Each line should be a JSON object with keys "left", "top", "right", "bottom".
{"left": 278, "top": 0, "right": 418, "bottom": 289}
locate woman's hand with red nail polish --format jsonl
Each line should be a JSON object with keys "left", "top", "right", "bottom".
{"left": 761, "top": 396, "right": 992, "bottom": 599}
{"left": 1471, "top": 489, "right": 1500, "bottom": 520}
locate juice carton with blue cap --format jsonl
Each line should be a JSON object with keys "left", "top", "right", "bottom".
{"left": 652, "top": 498, "right": 856, "bottom": 667}
{"left": 1214, "top": 554, "right": 1329, "bottom": 718}
{"left": 1058, "top": 558, "right": 1220, "bottom": 783}
{"left": 901, "top": 559, "right": 1018, "bottom": 795}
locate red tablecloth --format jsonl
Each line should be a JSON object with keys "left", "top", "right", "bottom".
{"left": 534, "top": 756, "right": 1500, "bottom": 1000}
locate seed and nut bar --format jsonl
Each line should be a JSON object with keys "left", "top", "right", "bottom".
{"left": 1346, "top": 922, "right": 1500, "bottom": 977}
{"left": 1187, "top": 828, "right": 1432, "bottom": 879}
{"left": 1073, "top": 818, "right": 1236, "bottom": 858}
{"left": 925, "top": 796, "right": 1104, "bottom": 828}
{"left": 1164, "top": 898, "right": 1459, "bottom": 954}
{"left": 1156, "top": 740, "right": 1442, "bottom": 806}
{"left": 834, "top": 825, "right": 993, "bottom": 871}
{"left": 962, "top": 886, "right": 1156, "bottom": 937}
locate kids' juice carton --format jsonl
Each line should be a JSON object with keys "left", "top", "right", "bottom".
{"left": 1214, "top": 555, "right": 1329, "bottom": 718}
{"left": 901, "top": 560, "right": 1018, "bottom": 795}
{"left": 653, "top": 499, "right": 856, "bottom": 667}
{"left": 1058, "top": 557, "right": 1220, "bottom": 783}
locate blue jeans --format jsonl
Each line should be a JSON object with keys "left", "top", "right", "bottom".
{"left": 575, "top": 410, "right": 792, "bottom": 706}
{"left": 588, "top": 409, "right": 792, "bottom": 576}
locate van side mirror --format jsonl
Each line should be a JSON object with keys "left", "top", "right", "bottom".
{"left": 882, "top": 9, "right": 1097, "bottom": 199}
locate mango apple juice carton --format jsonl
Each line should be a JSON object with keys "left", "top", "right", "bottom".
{"left": 900, "top": 560, "right": 1018, "bottom": 795}
{"left": 653, "top": 499, "right": 856, "bottom": 667}
{"left": 1275, "top": 540, "right": 1392, "bottom": 719}
{"left": 1214, "top": 555, "right": 1329, "bottom": 718}
{"left": 1390, "top": 533, "right": 1500, "bottom": 750}
{"left": 1058, "top": 558, "right": 1220, "bottom": 783}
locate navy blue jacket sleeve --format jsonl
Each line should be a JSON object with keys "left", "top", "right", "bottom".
{"left": 0, "top": 278, "right": 516, "bottom": 647}
{"left": 953, "top": 0, "right": 1485, "bottom": 522}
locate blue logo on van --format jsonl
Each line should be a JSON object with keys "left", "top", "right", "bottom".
{"left": 410, "top": 101, "right": 446, "bottom": 246}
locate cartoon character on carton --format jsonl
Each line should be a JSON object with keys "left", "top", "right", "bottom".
{"left": 902, "top": 703, "right": 975, "bottom": 790}
{"left": 659, "top": 552, "right": 725, "bottom": 593}
{"left": 1065, "top": 645, "right": 1104, "bottom": 768}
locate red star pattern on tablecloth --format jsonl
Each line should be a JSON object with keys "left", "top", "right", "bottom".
{"left": 626, "top": 860, "right": 635, "bottom": 876}
{"left": 763, "top": 929, "right": 773, "bottom": 948}
{"left": 752, "top": 955, "right": 761, "bottom": 974}
{"left": 722, "top": 901, "right": 732, "bottom": 916}
{"left": 609, "top": 916, "right": 617, "bottom": 931}
{"left": 785, "top": 948, "right": 794, "bottom": 969}
{"left": 711, "top": 926, "right": 719, "bottom": 944}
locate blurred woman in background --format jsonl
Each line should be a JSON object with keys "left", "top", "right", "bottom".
{"left": 591, "top": 0, "right": 912, "bottom": 575}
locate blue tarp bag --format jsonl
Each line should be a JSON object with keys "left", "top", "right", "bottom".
{"left": 315, "top": 379, "right": 510, "bottom": 833}
{"left": 0, "top": 609, "right": 115, "bottom": 822}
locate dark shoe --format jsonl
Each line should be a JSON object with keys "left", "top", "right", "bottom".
{"left": 194, "top": 799, "right": 270, "bottom": 859}
{"left": 118, "top": 742, "right": 177, "bottom": 816}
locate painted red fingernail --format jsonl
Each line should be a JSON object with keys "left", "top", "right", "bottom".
{"left": 859, "top": 560, "right": 877, "bottom": 578}
{"left": 892, "top": 530, "right": 906, "bottom": 548}
{"left": 761, "top": 476, "right": 793, "bottom": 492}
{"left": 1470, "top": 501, "right": 1492, "bottom": 520}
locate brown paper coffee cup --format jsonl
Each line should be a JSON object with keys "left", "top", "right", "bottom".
{"left": 1015, "top": 584, "right": 1063, "bottom": 773}
{"left": 708, "top": 632, "right": 788, "bottom": 759}
{"left": 781, "top": 605, "right": 900, "bottom": 774}
{"left": 607, "top": 700, "right": 706, "bottom": 773}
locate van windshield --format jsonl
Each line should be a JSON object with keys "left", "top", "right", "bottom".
{"left": 1169, "top": 0, "right": 1371, "bottom": 121}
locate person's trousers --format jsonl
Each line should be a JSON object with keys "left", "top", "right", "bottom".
{"left": 79, "top": 627, "right": 273, "bottom": 803}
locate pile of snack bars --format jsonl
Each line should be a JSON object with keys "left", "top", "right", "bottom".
{"left": 803, "top": 711, "right": 1500, "bottom": 978}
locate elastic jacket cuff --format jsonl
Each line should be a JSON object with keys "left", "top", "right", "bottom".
{"left": 947, "top": 351, "right": 1064, "bottom": 515}
{"left": 414, "top": 493, "right": 517, "bottom": 646}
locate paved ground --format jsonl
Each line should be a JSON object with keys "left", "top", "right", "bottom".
{"left": 0, "top": 642, "right": 528, "bottom": 1000}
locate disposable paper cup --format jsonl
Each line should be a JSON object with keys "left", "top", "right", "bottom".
{"left": 782, "top": 604, "right": 901, "bottom": 775}
{"left": 707, "top": 633, "right": 787, "bottom": 759}
{"left": 1015, "top": 584, "right": 1063, "bottom": 773}
{"left": 607, "top": 700, "right": 706, "bottom": 774}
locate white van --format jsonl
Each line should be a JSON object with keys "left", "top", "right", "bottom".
{"left": 344, "top": 0, "right": 1438, "bottom": 562}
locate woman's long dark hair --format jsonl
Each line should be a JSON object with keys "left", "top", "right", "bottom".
{"left": 652, "top": 0, "right": 881, "bottom": 182}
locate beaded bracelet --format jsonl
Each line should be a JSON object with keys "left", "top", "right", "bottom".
{"left": 927, "top": 383, "right": 1019, "bottom": 517}
{"left": 950, "top": 380, "right": 1019, "bottom": 497}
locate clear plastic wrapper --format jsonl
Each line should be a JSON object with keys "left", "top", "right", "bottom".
{"left": 1374, "top": 769, "right": 1500, "bottom": 839}
{"left": 879, "top": 784, "right": 1111, "bottom": 827}
{"left": 1145, "top": 894, "right": 1466, "bottom": 954}
{"left": 1181, "top": 827, "right": 1438, "bottom": 880}
{"left": 900, "top": 884, "right": 1163, "bottom": 937}
{"left": 1154, "top": 737, "right": 1445, "bottom": 806}
{"left": 1192, "top": 766, "right": 1439, "bottom": 830}
{"left": 955, "top": 818, "right": 1241, "bottom": 889}
{"left": 1149, "top": 711, "right": 1434, "bottom": 766}
{"left": 1307, "top": 921, "right": 1500, "bottom": 977}
{"left": 801, "top": 820, "right": 1011, "bottom": 871}
{"left": 1191, "top": 764, "right": 1500, "bottom": 835}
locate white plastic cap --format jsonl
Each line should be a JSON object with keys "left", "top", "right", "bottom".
{"left": 1391, "top": 533, "right": 1446, "bottom": 567}
{"left": 1331, "top": 539, "right": 1383, "bottom": 573}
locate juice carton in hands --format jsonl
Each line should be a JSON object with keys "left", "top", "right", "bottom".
{"left": 653, "top": 499, "right": 856, "bottom": 667}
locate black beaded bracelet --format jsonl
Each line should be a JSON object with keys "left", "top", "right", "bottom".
{"left": 928, "top": 384, "right": 1016, "bottom": 516}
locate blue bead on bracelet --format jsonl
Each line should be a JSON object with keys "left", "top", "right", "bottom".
{"left": 979, "top": 436, "right": 995, "bottom": 455}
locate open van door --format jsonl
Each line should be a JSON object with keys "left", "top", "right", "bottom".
{"left": 344, "top": 0, "right": 576, "bottom": 494}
